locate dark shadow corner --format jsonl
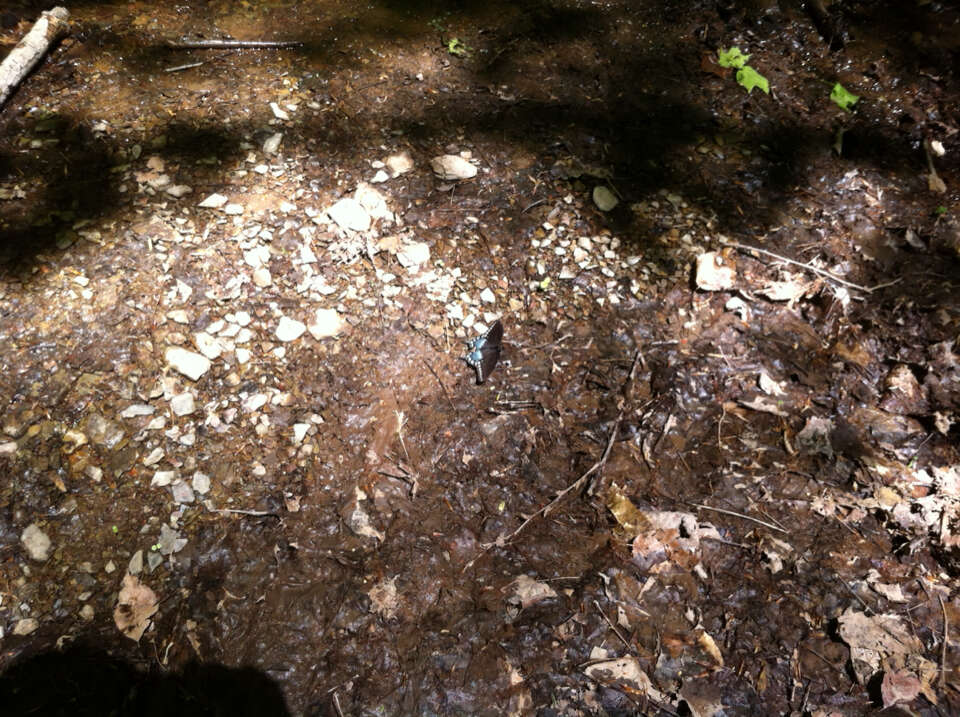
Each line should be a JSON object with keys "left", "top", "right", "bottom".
{"left": 0, "top": 644, "right": 291, "bottom": 717}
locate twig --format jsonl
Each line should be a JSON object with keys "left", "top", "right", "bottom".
{"left": 689, "top": 503, "right": 788, "bottom": 533}
{"left": 422, "top": 359, "right": 456, "bottom": 411}
{"left": 166, "top": 39, "right": 302, "bottom": 49}
{"left": 164, "top": 62, "right": 203, "bottom": 73}
{"left": 464, "top": 351, "right": 641, "bottom": 571}
{"left": 719, "top": 238, "right": 900, "bottom": 293}
{"left": 939, "top": 594, "right": 949, "bottom": 691}
{"left": 593, "top": 599, "right": 631, "bottom": 650}
{"left": 212, "top": 508, "right": 279, "bottom": 518}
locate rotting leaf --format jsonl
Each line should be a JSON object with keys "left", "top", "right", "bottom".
{"left": 510, "top": 574, "right": 558, "bottom": 609}
{"left": 584, "top": 656, "right": 668, "bottom": 704}
{"left": 881, "top": 669, "right": 922, "bottom": 708}
{"left": 113, "top": 573, "right": 159, "bottom": 643}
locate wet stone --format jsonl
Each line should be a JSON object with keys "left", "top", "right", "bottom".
{"left": 430, "top": 154, "right": 477, "bottom": 180}
{"left": 21, "top": 523, "right": 52, "bottom": 561}
{"left": 82, "top": 414, "right": 125, "bottom": 449}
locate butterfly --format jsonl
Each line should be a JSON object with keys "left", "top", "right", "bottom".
{"left": 463, "top": 319, "right": 503, "bottom": 384}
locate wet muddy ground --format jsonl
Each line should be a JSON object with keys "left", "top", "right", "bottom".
{"left": 1, "top": 1, "right": 959, "bottom": 715}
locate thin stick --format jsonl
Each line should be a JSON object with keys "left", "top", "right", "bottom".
{"left": 689, "top": 503, "right": 788, "bottom": 533}
{"left": 939, "top": 594, "right": 949, "bottom": 691}
{"left": 719, "top": 238, "right": 899, "bottom": 293}
{"left": 593, "top": 599, "right": 630, "bottom": 650}
{"left": 164, "top": 62, "right": 203, "bottom": 73}
{"left": 463, "top": 351, "right": 641, "bottom": 570}
{"left": 422, "top": 359, "right": 456, "bottom": 411}
{"left": 166, "top": 39, "right": 302, "bottom": 49}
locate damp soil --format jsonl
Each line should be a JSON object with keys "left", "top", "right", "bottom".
{"left": 1, "top": 1, "right": 959, "bottom": 715}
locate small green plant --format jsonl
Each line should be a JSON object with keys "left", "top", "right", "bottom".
{"left": 718, "top": 47, "right": 769, "bottom": 95}
{"left": 830, "top": 82, "right": 859, "bottom": 112}
{"left": 935, "top": 205, "right": 948, "bottom": 215}
{"left": 447, "top": 37, "right": 470, "bottom": 57}
{"left": 112, "top": 525, "right": 119, "bottom": 534}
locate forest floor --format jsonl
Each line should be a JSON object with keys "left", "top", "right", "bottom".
{"left": 0, "top": 1, "right": 959, "bottom": 715}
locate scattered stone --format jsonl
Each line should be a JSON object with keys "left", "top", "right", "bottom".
{"left": 0, "top": 441, "right": 17, "bottom": 455}
{"left": 355, "top": 182, "right": 393, "bottom": 222}
{"left": 396, "top": 241, "right": 430, "bottom": 268}
{"left": 385, "top": 151, "right": 414, "bottom": 177}
{"left": 480, "top": 288, "right": 496, "bottom": 303}
{"left": 158, "top": 523, "right": 188, "bottom": 555}
{"left": 234, "top": 310, "right": 252, "bottom": 326}
{"left": 198, "top": 193, "right": 228, "bottom": 209}
{"left": 83, "top": 414, "right": 126, "bottom": 448}
{"left": 252, "top": 267, "right": 272, "bottom": 287}
{"left": 170, "top": 392, "right": 196, "bottom": 416}
{"left": 165, "top": 184, "right": 192, "bottom": 198}
{"left": 592, "top": 185, "right": 619, "bottom": 211}
{"left": 236, "top": 348, "right": 252, "bottom": 364}
{"left": 142, "top": 447, "right": 164, "bottom": 466}
{"left": 85, "top": 465, "right": 103, "bottom": 482}
{"left": 191, "top": 472, "right": 211, "bottom": 495}
{"left": 165, "top": 347, "right": 211, "bottom": 381}
{"left": 327, "top": 197, "right": 371, "bottom": 232}
{"left": 224, "top": 203, "right": 244, "bottom": 216}
{"left": 171, "top": 481, "right": 195, "bottom": 504}
{"left": 147, "top": 551, "right": 163, "bottom": 572}
{"left": 151, "top": 470, "right": 177, "bottom": 487}
{"left": 13, "top": 618, "right": 39, "bottom": 636}
{"left": 79, "top": 604, "right": 95, "bottom": 621}
{"left": 308, "top": 308, "right": 344, "bottom": 339}
{"left": 269, "top": 102, "right": 289, "bottom": 120}
{"left": 263, "top": 132, "right": 283, "bottom": 154}
{"left": 120, "top": 404, "right": 154, "bottom": 418}
{"left": 127, "top": 550, "right": 144, "bottom": 575}
{"left": 21, "top": 523, "right": 52, "bottom": 561}
{"left": 293, "top": 423, "right": 310, "bottom": 444}
{"left": 430, "top": 154, "right": 477, "bottom": 180}
{"left": 276, "top": 316, "right": 306, "bottom": 342}
{"left": 193, "top": 332, "right": 223, "bottom": 360}
{"left": 242, "top": 394, "right": 269, "bottom": 413}
{"left": 695, "top": 251, "right": 736, "bottom": 291}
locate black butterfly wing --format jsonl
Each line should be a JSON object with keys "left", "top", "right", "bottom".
{"left": 484, "top": 319, "right": 503, "bottom": 349}
{"left": 476, "top": 342, "right": 501, "bottom": 384}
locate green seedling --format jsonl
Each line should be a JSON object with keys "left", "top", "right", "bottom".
{"left": 718, "top": 47, "right": 769, "bottom": 94}
{"left": 935, "top": 206, "right": 948, "bottom": 215}
{"left": 112, "top": 525, "right": 119, "bottom": 534}
{"left": 830, "top": 83, "right": 859, "bottom": 111}
{"left": 447, "top": 37, "right": 470, "bottom": 57}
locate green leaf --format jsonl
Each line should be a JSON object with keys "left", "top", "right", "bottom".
{"left": 718, "top": 47, "right": 750, "bottom": 69}
{"left": 447, "top": 37, "right": 470, "bottom": 57}
{"left": 736, "top": 66, "right": 769, "bottom": 94}
{"left": 830, "top": 83, "right": 859, "bottom": 111}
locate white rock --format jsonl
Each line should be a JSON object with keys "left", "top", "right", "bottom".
{"left": 21, "top": 523, "right": 52, "bottom": 561}
{"left": 695, "top": 251, "right": 736, "bottom": 291}
{"left": 171, "top": 481, "right": 195, "bottom": 504}
{"left": 166, "top": 310, "right": 190, "bottom": 324}
{"left": 191, "top": 472, "right": 211, "bottom": 495}
{"left": 263, "top": 132, "right": 283, "bottom": 154}
{"left": 165, "top": 185, "right": 192, "bottom": 198}
{"left": 234, "top": 311, "right": 252, "bottom": 327}
{"left": 120, "top": 404, "right": 154, "bottom": 418}
{"left": 224, "top": 203, "right": 244, "bottom": 216}
{"left": 370, "top": 169, "right": 390, "bottom": 183}
{"left": 269, "top": 102, "right": 289, "bottom": 120}
{"left": 326, "top": 197, "right": 370, "bottom": 232}
{"left": 193, "top": 332, "right": 222, "bottom": 360}
{"left": 385, "top": 151, "right": 414, "bottom": 177}
{"left": 13, "top": 618, "right": 39, "bottom": 636}
{"left": 165, "top": 347, "right": 211, "bottom": 381}
{"left": 236, "top": 348, "right": 252, "bottom": 364}
{"left": 430, "top": 154, "right": 477, "bottom": 180}
{"left": 480, "top": 288, "right": 496, "bottom": 303}
{"left": 198, "top": 193, "right": 228, "bottom": 208}
{"left": 593, "top": 185, "right": 619, "bottom": 212}
{"left": 397, "top": 241, "right": 430, "bottom": 268}
{"left": 170, "top": 392, "right": 196, "bottom": 416}
{"left": 292, "top": 423, "right": 310, "bottom": 444}
{"left": 242, "top": 393, "right": 269, "bottom": 412}
{"left": 243, "top": 245, "right": 270, "bottom": 269}
{"left": 252, "top": 267, "right": 272, "bottom": 287}
{"left": 0, "top": 441, "right": 17, "bottom": 455}
{"left": 151, "top": 470, "right": 176, "bottom": 487}
{"left": 308, "top": 308, "right": 344, "bottom": 339}
{"left": 143, "top": 447, "right": 164, "bottom": 466}
{"left": 276, "top": 316, "right": 306, "bottom": 342}
{"left": 355, "top": 183, "right": 393, "bottom": 222}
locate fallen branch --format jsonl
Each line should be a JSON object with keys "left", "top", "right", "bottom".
{"left": 464, "top": 351, "right": 641, "bottom": 571}
{"left": 0, "top": 7, "right": 70, "bottom": 110}
{"left": 166, "top": 39, "right": 302, "bottom": 50}
{"left": 719, "top": 237, "right": 901, "bottom": 294}
{"left": 689, "top": 502, "right": 788, "bottom": 534}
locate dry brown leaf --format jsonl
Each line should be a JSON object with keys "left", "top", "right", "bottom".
{"left": 113, "top": 573, "right": 159, "bottom": 642}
